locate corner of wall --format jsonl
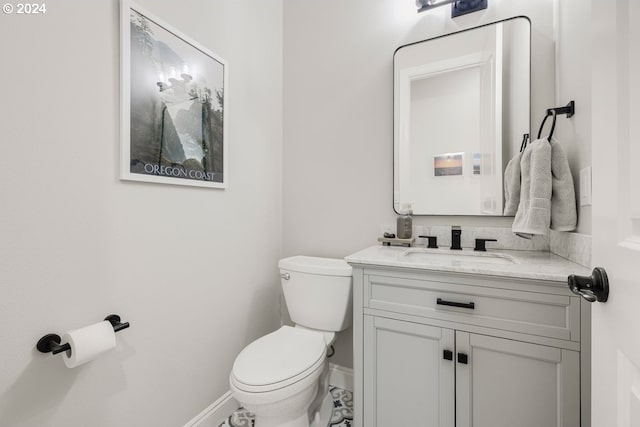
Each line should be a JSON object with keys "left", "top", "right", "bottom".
{"left": 550, "top": 229, "right": 592, "bottom": 267}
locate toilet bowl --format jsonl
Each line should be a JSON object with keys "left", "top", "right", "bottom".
{"left": 229, "top": 256, "right": 353, "bottom": 427}
{"left": 230, "top": 326, "right": 331, "bottom": 427}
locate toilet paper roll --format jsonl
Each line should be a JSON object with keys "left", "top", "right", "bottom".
{"left": 62, "top": 321, "right": 116, "bottom": 368}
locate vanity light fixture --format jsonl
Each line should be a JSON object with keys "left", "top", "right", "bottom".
{"left": 416, "top": 0, "right": 488, "bottom": 17}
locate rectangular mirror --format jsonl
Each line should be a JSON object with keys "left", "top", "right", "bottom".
{"left": 394, "top": 17, "right": 530, "bottom": 216}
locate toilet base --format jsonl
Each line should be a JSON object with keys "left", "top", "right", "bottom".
{"left": 261, "top": 412, "right": 310, "bottom": 427}
{"left": 251, "top": 389, "right": 333, "bottom": 427}
{"left": 249, "top": 383, "right": 317, "bottom": 427}
{"left": 309, "top": 391, "right": 333, "bottom": 427}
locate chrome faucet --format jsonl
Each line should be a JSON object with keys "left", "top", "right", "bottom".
{"left": 451, "top": 226, "right": 462, "bottom": 250}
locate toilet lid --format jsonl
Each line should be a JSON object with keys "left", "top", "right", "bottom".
{"left": 232, "top": 326, "right": 326, "bottom": 387}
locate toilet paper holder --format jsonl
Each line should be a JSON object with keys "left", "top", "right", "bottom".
{"left": 36, "top": 314, "right": 130, "bottom": 355}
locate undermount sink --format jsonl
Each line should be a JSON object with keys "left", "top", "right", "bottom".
{"left": 401, "top": 248, "right": 517, "bottom": 266}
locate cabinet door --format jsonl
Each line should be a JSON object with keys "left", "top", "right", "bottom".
{"left": 456, "top": 332, "right": 580, "bottom": 427}
{"left": 363, "top": 315, "right": 455, "bottom": 427}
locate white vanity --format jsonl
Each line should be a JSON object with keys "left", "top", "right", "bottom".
{"left": 346, "top": 245, "right": 591, "bottom": 427}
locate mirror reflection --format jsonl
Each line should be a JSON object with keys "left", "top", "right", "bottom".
{"left": 394, "top": 17, "right": 530, "bottom": 216}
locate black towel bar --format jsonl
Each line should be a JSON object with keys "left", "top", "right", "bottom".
{"left": 36, "top": 314, "right": 130, "bottom": 355}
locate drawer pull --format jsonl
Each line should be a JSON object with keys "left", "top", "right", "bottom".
{"left": 457, "top": 353, "right": 469, "bottom": 364}
{"left": 443, "top": 350, "right": 453, "bottom": 361}
{"left": 437, "top": 298, "right": 475, "bottom": 310}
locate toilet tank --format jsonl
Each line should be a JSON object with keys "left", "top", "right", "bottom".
{"left": 279, "top": 256, "right": 353, "bottom": 332}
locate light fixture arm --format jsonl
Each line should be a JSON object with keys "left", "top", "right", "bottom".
{"left": 416, "top": 0, "right": 456, "bottom": 13}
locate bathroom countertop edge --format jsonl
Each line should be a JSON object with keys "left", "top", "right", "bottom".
{"left": 345, "top": 245, "right": 591, "bottom": 283}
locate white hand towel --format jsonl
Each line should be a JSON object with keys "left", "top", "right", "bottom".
{"left": 512, "top": 139, "right": 552, "bottom": 238}
{"left": 550, "top": 140, "right": 577, "bottom": 231}
{"left": 503, "top": 151, "right": 522, "bottom": 216}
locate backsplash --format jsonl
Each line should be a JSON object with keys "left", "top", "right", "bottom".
{"left": 414, "top": 226, "right": 550, "bottom": 251}
{"left": 550, "top": 230, "right": 592, "bottom": 267}
{"left": 412, "top": 226, "right": 592, "bottom": 268}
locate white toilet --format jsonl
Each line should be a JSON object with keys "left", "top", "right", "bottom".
{"left": 229, "top": 256, "right": 353, "bottom": 427}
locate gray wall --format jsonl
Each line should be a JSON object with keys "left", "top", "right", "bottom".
{"left": 282, "top": 0, "right": 557, "bottom": 368}
{"left": 0, "top": 1, "right": 283, "bottom": 426}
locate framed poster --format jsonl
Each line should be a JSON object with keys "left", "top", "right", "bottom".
{"left": 120, "top": 0, "right": 228, "bottom": 188}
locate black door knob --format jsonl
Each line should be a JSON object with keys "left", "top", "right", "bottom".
{"left": 568, "top": 267, "right": 609, "bottom": 303}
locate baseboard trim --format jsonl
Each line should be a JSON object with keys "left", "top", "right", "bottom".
{"left": 184, "top": 364, "right": 354, "bottom": 426}
{"left": 183, "top": 391, "right": 238, "bottom": 427}
{"left": 329, "top": 363, "right": 354, "bottom": 392}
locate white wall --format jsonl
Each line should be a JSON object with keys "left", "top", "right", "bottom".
{"left": 554, "top": 0, "right": 592, "bottom": 234}
{"left": 0, "top": 1, "right": 282, "bottom": 426}
{"left": 283, "top": 0, "right": 555, "bottom": 369}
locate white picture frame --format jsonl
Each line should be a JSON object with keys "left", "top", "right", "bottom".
{"left": 120, "top": 0, "right": 228, "bottom": 189}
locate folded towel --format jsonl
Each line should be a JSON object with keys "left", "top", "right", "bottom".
{"left": 503, "top": 151, "right": 522, "bottom": 216}
{"left": 512, "top": 139, "right": 552, "bottom": 238}
{"left": 550, "top": 140, "right": 577, "bottom": 231}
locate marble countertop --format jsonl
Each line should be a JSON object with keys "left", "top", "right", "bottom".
{"left": 345, "top": 245, "right": 591, "bottom": 283}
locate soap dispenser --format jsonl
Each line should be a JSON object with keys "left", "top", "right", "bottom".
{"left": 396, "top": 203, "right": 413, "bottom": 239}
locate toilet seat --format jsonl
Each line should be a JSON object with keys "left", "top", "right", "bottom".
{"left": 231, "top": 326, "right": 327, "bottom": 393}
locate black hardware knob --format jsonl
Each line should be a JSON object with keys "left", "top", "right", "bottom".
{"left": 36, "top": 334, "right": 71, "bottom": 355}
{"left": 443, "top": 350, "right": 453, "bottom": 361}
{"left": 36, "top": 334, "right": 61, "bottom": 353}
{"left": 457, "top": 353, "right": 468, "bottom": 364}
{"left": 451, "top": 226, "right": 462, "bottom": 250}
{"left": 105, "top": 314, "right": 130, "bottom": 332}
{"left": 474, "top": 238, "right": 497, "bottom": 252}
{"left": 419, "top": 235, "right": 438, "bottom": 249}
{"left": 568, "top": 267, "right": 609, "bottom": 303}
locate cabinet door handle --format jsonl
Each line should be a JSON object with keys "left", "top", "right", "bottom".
{"left": 457, "top": 353, "right": 469, "bottom": 364}
{"left": 437, "top": 298, "right": 475, "bottom": 310}
{"left": 443, "top": 350, "right": 453, "bottom": 361}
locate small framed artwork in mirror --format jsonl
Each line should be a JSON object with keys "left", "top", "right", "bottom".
{"left": 120, "top": 0, "right": 228, "bottom": 189}
{"left": 434, "top": 153, "right": 464, "bottom": 177}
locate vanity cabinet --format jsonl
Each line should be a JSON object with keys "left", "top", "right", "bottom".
{"left": 352, "top": 265, "right": 584, "bottom": 427}
{"left": 363, "top": 316, "right": 455, "bottom": 426}
{"left": 454, "top": 331, "right": 579, "bottom": 427}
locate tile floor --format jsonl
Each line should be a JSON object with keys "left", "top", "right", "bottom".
{"left": 219, "top": 386, "right": 353, "bottom": 427}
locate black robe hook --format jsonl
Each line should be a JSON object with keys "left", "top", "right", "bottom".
{"left": 537, "top": 100, "right": 576, "bottom": 142}
{"left": 538, "top": 109, "right": 557, "bottom": 142}
{"left": 519, "top": 133, "right": 530, "bottom": 153}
